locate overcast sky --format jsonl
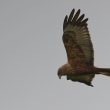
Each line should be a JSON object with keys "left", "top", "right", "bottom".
{"left": 0, "top": 0, "right": 110, "bottom": 110}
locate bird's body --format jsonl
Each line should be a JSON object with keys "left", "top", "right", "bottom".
{"left": 57, "top": 9, "right": 110, "bottom": 86}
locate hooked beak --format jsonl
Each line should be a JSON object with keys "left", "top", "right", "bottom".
{"left": 58, "top": 74, "right": 62, "bottom": 79}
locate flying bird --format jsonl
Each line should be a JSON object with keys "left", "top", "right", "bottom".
{"left": 57, "top": 9, "right": 110, "bottom": 87}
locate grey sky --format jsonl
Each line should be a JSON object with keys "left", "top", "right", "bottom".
{"left": 0, "top": 0, "right": 110, "bottom": 110}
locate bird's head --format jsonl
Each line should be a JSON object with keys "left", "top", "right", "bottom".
{"left": 57, "top": 63, "right": 71, "bottom": 79}
{"left": 57, "top": 67, "right": 63, "bottom": 79}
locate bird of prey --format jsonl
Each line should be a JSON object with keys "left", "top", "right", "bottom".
{"left": 57, "top": 9, "right": 110, "bottom": 87}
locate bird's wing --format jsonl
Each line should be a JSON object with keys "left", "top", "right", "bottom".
{"left": 63, "top": 9, "right": 94, "bottom": 67}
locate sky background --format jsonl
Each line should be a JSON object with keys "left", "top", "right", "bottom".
{"left": 0, "top": 0, "right": 110, "bottom": 110}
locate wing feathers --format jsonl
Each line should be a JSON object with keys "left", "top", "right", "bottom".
{"left": 63, "top": 9, "right": 94, "bottom": 66}
{"left": 63, "top": 15, "right": 68, "bottom": 30}
{"left": 68, "top": 9, "right": 75, "bottom": 22}
{"left": 81, "top": 18, "right": 88, "bottom": 25}
{"left": 72, "top": 9, "right": 80, "bottom": 23}
{"left": 77, "top": 14, "right": 85, "bottom": 24}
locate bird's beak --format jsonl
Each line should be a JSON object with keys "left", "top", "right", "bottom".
{"left": 58, "top": 75, "right": 62, "bottom": 79}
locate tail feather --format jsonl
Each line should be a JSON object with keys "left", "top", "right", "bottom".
{"left": 96, "top": 68, "right": 110, "bottom": 76}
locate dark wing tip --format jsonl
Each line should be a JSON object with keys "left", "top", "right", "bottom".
{"left": 72, "top": 9, "right": 81, "bottom": 22}
{"left": 63, "top": 15, "right": 68, "bottom": 30}
{"left": 68, "top": 8, "right": 75, "bottom": 22}
{"left": 77, "top": 14, "right": 85, "bottom": 23}
{"left": 63, "top": 9, "right": 88, "bottom": 30}
{"left": 81, "top": 18, "right": 88, "bottom": 26}
{"left": 77, "top": 9, "right": 81, "bottom": 14}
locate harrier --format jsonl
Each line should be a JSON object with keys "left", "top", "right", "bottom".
{"left": 57, "top": 9, "right": 110, "bottom": 86}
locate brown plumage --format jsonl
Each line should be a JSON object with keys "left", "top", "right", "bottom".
{"left": 57, "top": 9, "right": 110, "bottom": 87}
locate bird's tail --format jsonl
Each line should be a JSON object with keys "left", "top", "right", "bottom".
{"left": 95, "top": 67, "right": 110, "bottom": 76}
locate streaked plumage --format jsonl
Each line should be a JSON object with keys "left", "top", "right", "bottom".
{"left": 57, "top": 9, "right": 110, "bottom": 86}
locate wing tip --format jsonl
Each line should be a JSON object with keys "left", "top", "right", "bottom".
{"left": 63, "top": 15, "right": 68, "bottom": 30}
{"left": 63, "top": 8, "right": 88, "bottom": 30}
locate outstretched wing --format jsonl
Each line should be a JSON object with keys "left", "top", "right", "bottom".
{"left": 63, "top": 9, "right": 94, "bottom": 67}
